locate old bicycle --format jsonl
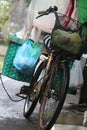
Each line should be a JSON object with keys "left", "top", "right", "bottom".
{"left": 36, "top": 6, "right": 87, "bottom": 130}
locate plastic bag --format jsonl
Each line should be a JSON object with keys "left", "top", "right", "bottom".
{"left": 69, "top": 57, "right": 86, "bottom": 89}
{"left": 13, "top": 39, "right": 43, "bottom": 76}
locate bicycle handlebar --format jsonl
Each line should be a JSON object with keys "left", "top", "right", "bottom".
{"left": 38, "top": 10, "right": 48, "bottom": 14}
{"left": 37, "top": 6, "right": 57, "bottom": 18}
{"left": 37, "top": 6, "right": 87, "bottom": 34}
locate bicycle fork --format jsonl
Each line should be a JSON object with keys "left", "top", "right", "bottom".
{"left": 39, "top": 52, "right": 62, "bottom": 102}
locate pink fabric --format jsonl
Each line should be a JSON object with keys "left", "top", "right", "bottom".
{"left": 33, "top": 0, "right": 76, "bottom": 34}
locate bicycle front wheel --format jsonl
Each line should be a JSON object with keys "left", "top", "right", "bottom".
{"left": 23, "top": 61, "right": 47, "bottom": 118}
{"left": 38, "top": 62, "right": 69, "bottom": 130}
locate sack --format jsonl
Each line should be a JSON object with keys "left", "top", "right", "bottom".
{"left": 51, "top": 29, "right": 82, "bottom": 59}
{"left": 69, "top": 57, "right": 86, "bottom": 89}
{"left": 13, "top": 39, "right": 43, "bottom": 76}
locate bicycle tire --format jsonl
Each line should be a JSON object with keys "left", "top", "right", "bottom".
{"left": 38, "top": 61, "right": 69, "bottom": 130}
{"left": 23, "top": 61, "right": 47, "bottom": 118}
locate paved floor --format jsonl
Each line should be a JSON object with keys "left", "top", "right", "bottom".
{"left": 52, "top": 124, "right": 87, "bottom": 130}
{"left": 0, "top": 75, "right": 87, "bottom": 130}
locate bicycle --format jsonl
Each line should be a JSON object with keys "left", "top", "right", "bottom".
{"left": 35, "top": 6, "right": 87, "bottom": 130}
{"left": 18, "top": 5, "right": 87, "bottom": 129}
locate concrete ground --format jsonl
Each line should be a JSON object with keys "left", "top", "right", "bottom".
{"left": 56, "top": 91, "right": 82, "bottom": 124}
{"left": 52, "top": 90, "right": 87, "bottom": 130}
{"left": 54, "top": 124, "right": 87, "bottom": 130}
{"left": 0, "top": 72, "right": 86, "bottom": 130}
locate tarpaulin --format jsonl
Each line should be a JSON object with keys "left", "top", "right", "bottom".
{"left": 77, "top": 0, "right": 87, "bottom": 35}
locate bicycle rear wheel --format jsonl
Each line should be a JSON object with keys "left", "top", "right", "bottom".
{"left": 38, "top": 61, "right": 69, "bottom": 130}
{"left": 23, "top": 61, "right": 46, "bottom": 118}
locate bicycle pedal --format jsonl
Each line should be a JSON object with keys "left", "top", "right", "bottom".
{"left": 15, "top": 93, "right": 26, "bottom": 99}
{"left": 20, "top": 85, "right": 31, "bottom": 95}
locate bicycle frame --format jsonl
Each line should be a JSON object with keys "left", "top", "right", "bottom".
{"left": 45, "top": 52, "right": 53, "bottom": 72}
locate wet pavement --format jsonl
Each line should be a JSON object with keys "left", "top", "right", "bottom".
{"left": 0, "top": 75, "right": 87, "bottom": 130}
{"left": 0, "top": 118, "right": 37, "bottom": 130}
{"left": 0, "top": 75, "right": 38, "bottom": 130}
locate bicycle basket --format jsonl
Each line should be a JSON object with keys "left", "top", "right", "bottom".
{"left": 51, "top": 14, "right": 82, "bottom": 59}
{"left": 56, "top": 13, "right": 81, "bottom": 31}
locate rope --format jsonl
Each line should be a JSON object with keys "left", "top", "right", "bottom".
{"left": 0, "top": 74, "right": 24, "bottom": 102}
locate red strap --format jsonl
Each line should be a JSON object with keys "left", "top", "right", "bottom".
{"left": 63, "top": 0, "right": 74, "bottom": 27}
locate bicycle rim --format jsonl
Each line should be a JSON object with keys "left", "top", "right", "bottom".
{"left": 38, "top": 62, "right": 69, "bottom": 130}
{"left": 23, "top": 61, "right": 47, "bottom": 118}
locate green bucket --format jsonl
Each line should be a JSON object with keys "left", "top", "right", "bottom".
{"left": 2, "top": 35, "right": 32, "bottom": 83}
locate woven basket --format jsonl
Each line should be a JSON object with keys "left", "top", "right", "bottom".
{"left": 2, "top": 36, "right": 32, "bottom": 83}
